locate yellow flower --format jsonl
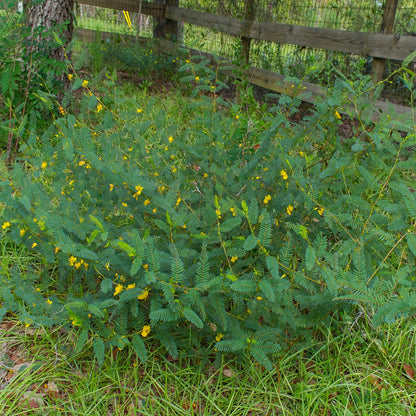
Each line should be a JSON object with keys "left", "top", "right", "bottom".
{"left": 109, "top": 184, "right": 114, "bottom": 191}
{"left": 74, "top": 261, "right": 83, "bottom": 269}
{"left": 31, "top": 242, "right": 37, "bottom": 248}
{"left": 105, "top": 262, "right": 110, "bottom": 271}
{"left": 168, "top": 136, "right": 173, "bottom": 143}
{"left": 203, "top": 173, "right": 208, "bottom": 178}
{"left": 122, "top": 202, "right": 128, "bottom": 208}
{"left": 215, "top": 209, "right": 221, "bottom": 219}
{"left": 141, "top": 325, "right": 151, "bottom": 337}
{"left": 54, "top": 247, "right": 60, "bottom": 254}
{"left": 230, "top": 256, "right": 238, "bottom": 263}
{"left": 68, "top": 73, "right": 73, "bottom": 81}
{"left": 230, "top": 207, "right": 236, "bottom": 216}
{"left": 82, "top": 79, "right": 89, "bottom": 88}
{"left": 335, "top": 111, "right": 342, "bottom": 120}
{"left": 58, "top": 107, "right": 65, "bottom": 115}
{"left": 143, "top": 264, "right": 149, "bottom": 271}
{"left": 137, "top": 108, "right": 143, "bottom": 113}
{"left": 144, "top": 199, "right": 150, "bottom": 206}
{"left": 317, "top": 207, "right": 324, "bottom": 216}
{"left": 126, "top": 283, "right": 136, "bottom": 290}
{"left": 256, "top": 296, "right": 262, "bottom": 301}
{"left": 41, "top": 161, "right": 47, "bottom": 169}
{"left": 263, "top": 194, "right": 272, "bottom": 204}
{"left": 137, "top": 289, "right": 149, "bottom": 300}
{"left": 96, "top": 103, "right": 103, "bottom": 113}
{"left": 152, "top": 208, "right": 157, "bottom": 214}
{"left": 195, "top": 76, "right": 200, "bottom": 82}
{"left": 46, "top": 299, "right": 52, "bottom": 305}
{"left": 274, "top": 218, "right": 279, "bottom": 227}
{"left": 286, "top": 204, "right": 294, "bottom": 215}
{"left": 1, "top": 222, "right": 10, "bottom": 230}
{"left": 235, "top": 114, "right": 239, "bottom": 119}
{"left": 280, "top": 169, "right": 288, "bottom": 180}
{"left": 176, "top": 197, "right": 181, "bottom": 206}
{"left": 133, "top": 185, "right": 144, "bottom": 200}
{"left": 79, "top": 160, "right": 85, "bottom": 166}
{"left": 114, "top": 284, "right": 124, "bottom": 296}
{"left": 215, "top": 333, "right": 223, "bottom": 342}
{"left": 69, "top": 255, "right": 77, "bottom": 266}
{"left": 20, "top": 228, "right": 26, "bottom": 236}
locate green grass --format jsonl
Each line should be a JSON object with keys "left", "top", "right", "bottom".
{"left": 1, "top": 314, "right": 416, "bottom": 415}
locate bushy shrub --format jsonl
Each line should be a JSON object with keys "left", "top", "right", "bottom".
{"left": 1, "top": 53, "right": 416, "bottom": 369}
{"left": 0, "top": 0, "right": 71, "bottom": 164}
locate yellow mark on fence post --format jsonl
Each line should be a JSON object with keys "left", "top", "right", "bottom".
{"left": 123, "top": 11, "right": 132, "bottom": 29}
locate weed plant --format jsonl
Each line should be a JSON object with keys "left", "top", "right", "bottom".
{"left": 1, "top": 9, "right": 416, "bottom": 370}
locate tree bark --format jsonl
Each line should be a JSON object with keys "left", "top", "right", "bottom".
{"left": 26, "top": 0, "right": 74, "bottom": 93}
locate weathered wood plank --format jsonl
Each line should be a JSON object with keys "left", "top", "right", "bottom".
{"left": 77, "top": 0, "right": 165, "bottom": 18}
{"left": 166, "top": 6, "right": 416, "bottom": 62}
{"left": 184, "top": 48, "right": 413, "bottom": 121}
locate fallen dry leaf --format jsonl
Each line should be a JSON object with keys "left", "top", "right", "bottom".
{"left": 22, "top": 392, "right": 45, "bottom": 409}
{"left": 403, "top": 364, "right": 415, "bottom": 380}
{"left": 223, "top": 368, "right": 234, "bottom": 377}
{"left": 369, "top": 374, "right": 383, "bottom": 391}
{"left": 45, "top": 380, "right": 59, "bottom": 398}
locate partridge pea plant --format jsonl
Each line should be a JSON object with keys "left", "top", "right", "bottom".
{"left": 1, "top": 55, "right": 416, "bottom": 369}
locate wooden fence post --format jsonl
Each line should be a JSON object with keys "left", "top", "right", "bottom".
{"left": 153, "top": 0, "right": 166, "bottom": 39}
{"left": 165, "top": 0, "right": 180, "bottom": 41}
{"left": 241, "top": 0, "right": 255, "bottom": 64}
{"left": 371, "top": 0, "right": 399, "bottom": 85}
{"left": 153, "top": 0, "right": 179, "bottom": 41}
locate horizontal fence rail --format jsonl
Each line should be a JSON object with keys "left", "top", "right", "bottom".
{"left": 77, "top": 0, "right": 416, "bottom": 62}
{"left": 165, "top": 6, "right": 416, "bottom": 62}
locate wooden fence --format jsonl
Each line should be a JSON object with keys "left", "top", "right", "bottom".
{"left": 78, "top": 0, "right": 415, "bottom": 63}
{"left": 76, "top": 0, "right": 416, "bottom": 119}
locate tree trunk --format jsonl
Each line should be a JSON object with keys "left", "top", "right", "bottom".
{"left": 26, "top": 0, "right": 74, "bottom": 94}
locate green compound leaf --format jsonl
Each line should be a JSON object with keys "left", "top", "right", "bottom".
{"left": 100, "top": 278, "right": 113, "bottom": 294}
{"left": 244, "top": 234, "right": 258, "bottom": 251}
{"left": 183, "top": 307, "right": 203, "bottom": 328}
{"left": 266, "top": 256, "right": 280, "bottom": 280}
{"left": 75, "top": 329, "right": 89, "bottom": 354}
{"left": 221, "top": 216, "right": 241, "bottom": 233}
{"left": 259, "top": 279, "right": 275, "bottom": 302}
{"left": 93, "top": 337, "right": 105, "bottom": 366}
{"left": 131, "top": 334, "right": 147, "bottom": 364}
{"left": 130, "top": 257, "right": 143, "bottom": 276}
{"left": 305, "top": 246, "right": 316, "bottom": 271}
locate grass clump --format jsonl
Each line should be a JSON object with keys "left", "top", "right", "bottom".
{"left": 1, "top": 317, "right": 416, "bottom": 415}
